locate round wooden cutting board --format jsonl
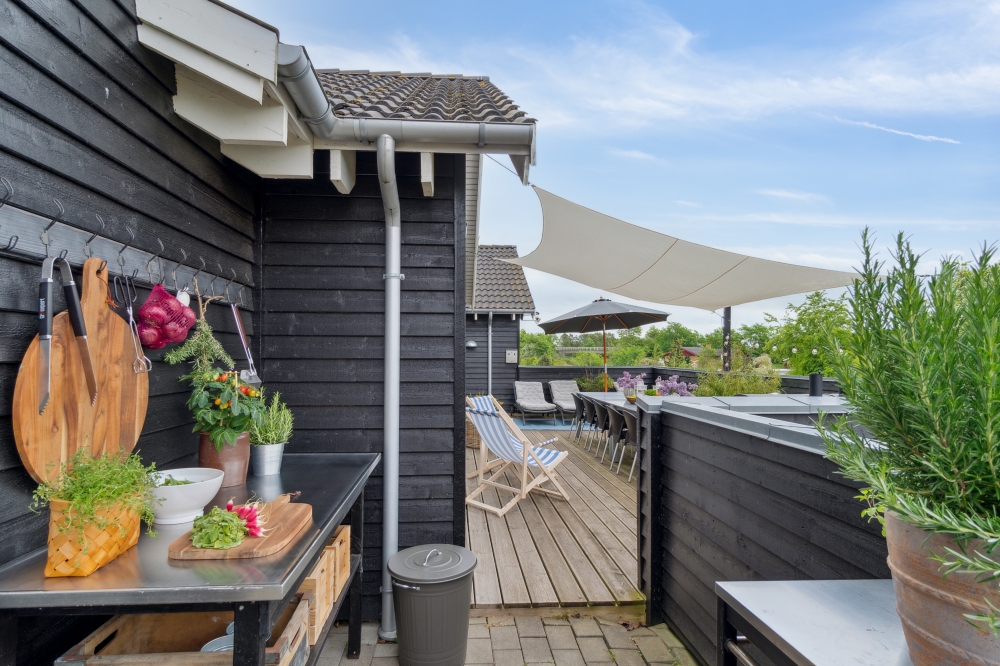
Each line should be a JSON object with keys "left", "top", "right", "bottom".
{"left": 13, "top": 258, "right": 148, "bottom": 483}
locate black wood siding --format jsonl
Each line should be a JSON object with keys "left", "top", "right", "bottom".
{"left": 260, "top": 151, "right": 466, "bottom": 620}
{"left": 0, "top": 0, "right": 257, "bottom": 663}
{"left": 645, "top": 411, "right": 889, "bottom": 666}
{"left": 465, "top": 314, "right": 519, "bottom": 405}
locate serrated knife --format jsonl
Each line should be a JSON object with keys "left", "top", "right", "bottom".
{"left": 56, "top": 258, "right": 98, "bottom": 405}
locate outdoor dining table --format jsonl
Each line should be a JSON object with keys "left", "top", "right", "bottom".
{"left": 580, "top": 391, "right": 638, "bottom": 415}
{"left": 716, "top": 579, "right": 913, "bottom": 666}
{"left": 0, "top": 452, "right": 380, "bottom": 666}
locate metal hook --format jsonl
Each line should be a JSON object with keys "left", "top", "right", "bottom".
{"left": 146, "top": 238, "right": 164, "bottom": 284}
{"left": 84, "top": 214, "right": 106, "bottom": 258}
{"left": 223, "top": 268, "right": 237, "bottom": 303}
{"left": 117, "top": 227, "right": 135, "bottom": 272}
{"left": 191, "top": 256, "right": 205, "bottom": 291}
{"left": 41, "top": 198, "right": 64, "bottom": 257}
{"left": 172, "top": 247, "right": 188, "bottom": 292}
{"left": 0, "top": 177, "right": 12, "bottom": 209}
{"left": 240, "top": 272, "right": 251, "bottom": 307}
{"left": 5, "top": 235, "right": 17, "bottom": 251}
{"left": 58, "top": 249, "right": 69, "bottom": 260}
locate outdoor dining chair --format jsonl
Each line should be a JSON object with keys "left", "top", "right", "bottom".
{"left": 513, "top": 381, "right": 559, "bottom": 425}
{"left": 464, "top": 395, "right": 571, "bottom": 517}
{"left": 604, "top": 405, "right": 628, "bottom": 467}
{"left": 578, "top": 395, "right": 598, "bottom": 444}
{"left": 548, "top": 380, "right": 580, "bottom": 425}
{"left": 621, "top": 408, "right": 640, "bottom": 482}
{"left": 570, "top": 393, "right": 586, "bottom": 433}
{"left": 590, "top": 401, "right": 611, "bottom": 455}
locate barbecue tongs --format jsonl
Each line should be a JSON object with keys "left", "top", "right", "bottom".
{"left": 38, "top": 258, "right": 99, "bottom": 413}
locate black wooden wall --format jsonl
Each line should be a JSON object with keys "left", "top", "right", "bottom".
{"left": 641, "top": 410, "right": 889, "bottom": 666}
{"left": 465, "top": 314, "right": 519, "bottom": 406}
{"left": 0, "top": 0, "right": 258, "bottom": 663}
{"left": 260, "top": 150, "right": 466, "bottom": 619}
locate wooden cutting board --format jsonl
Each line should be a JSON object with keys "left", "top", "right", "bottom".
{"left": 13, "top": 258, "right": 148, "bottom": 483}
{"left": 168, "top": 497, "right": 313, "bottom": 560}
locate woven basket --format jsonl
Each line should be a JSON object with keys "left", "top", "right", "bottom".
{"left": 45, "top": 499, "right": 141, "bottom": 577}
{"left": 465, "top": 414, "right": 480, "bottom": 449}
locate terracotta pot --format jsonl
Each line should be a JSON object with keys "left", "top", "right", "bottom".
{"left": 885, "top": 510, "right": 1000, "bottom": 666}
{"left": 198, "top": 431, "right": 250, "bottom": 487}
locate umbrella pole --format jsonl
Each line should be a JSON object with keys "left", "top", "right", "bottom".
{"left": 603, "top": 321, "right": 608, "bottom": 392}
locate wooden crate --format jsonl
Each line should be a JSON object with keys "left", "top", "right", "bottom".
{"left": 55, "top": 595, "right": 309, "bottom": 666}
{"left": 298, "top": 548, "right": 334, "bottom": 645}
{"left": 326, "top": 525, "right": 351, "bottom": 602}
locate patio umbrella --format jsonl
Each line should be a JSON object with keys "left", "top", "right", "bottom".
{"left": 539, "top": 298, "right": 668, "bottom": 391}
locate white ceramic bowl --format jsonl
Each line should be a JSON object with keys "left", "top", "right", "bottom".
{"left": 152, "top": 468, "right": 225, "bottom": 525}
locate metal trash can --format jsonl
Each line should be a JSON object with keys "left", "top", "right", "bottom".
{"left": 388, "top": 544, "right": 477, "bottom": 666}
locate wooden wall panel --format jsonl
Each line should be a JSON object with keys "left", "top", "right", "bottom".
{"left": 464, "top": 315, "right": 519, "bottom": 405}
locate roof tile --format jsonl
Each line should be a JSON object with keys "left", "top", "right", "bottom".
{"left": 473, "top": 245, "right": 535, "bottom": 311}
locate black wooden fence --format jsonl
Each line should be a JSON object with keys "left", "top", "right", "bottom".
{"left": 637, "top": 402, "right": 888, "bottom": 666}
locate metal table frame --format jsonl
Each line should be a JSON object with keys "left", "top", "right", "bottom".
{"left": 0, "top": 453, "right": 379, "bottom": 666}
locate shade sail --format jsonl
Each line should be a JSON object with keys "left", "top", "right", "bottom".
{"left": 506, "top": 187, "right": 858, "bottom": 312}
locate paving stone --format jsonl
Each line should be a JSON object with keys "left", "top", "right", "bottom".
{"left": 521, "top": 636, "right": 554, "bottom": 663}
{"left": 633, "top": 637, "right": 673, "bottom": 664}
{"left": 577, "top": 637, "right": 613, "bottom": 662}
{"left": 671, "top": 648, "right": 698, "bottom": 666}
{"left": 494, "top": 649, "right": 525, "bottom": 666}
{"left": 488, "top": 615, "right": 516, "bottom": 627}
{"left": 466, "top": 638, "right": 494, "bottom": 664}
{"left": 375, "top": 643, "right": 399, "bottom": 657}
{"left": 491, "top": 626, "right": 521, "bottom": 650}
{"left": 317, "top": 632, "right": 348, "bottom": 666}
{"left": 516, "top": 615, "right": 547, "bottom": 638}
{"left": 600, "top": 624, "right": 634, "bottom": 650}
{"left": 647, "top": 625, "right": 684, "bottom": 649}
{"left": 626, "top": 627, "right": 655, "bottom": 637}
{"left": 372, "top": 658, "right": 399, "bottom": 666}
{"left": 362, "top": 622, "right": 380, "bottom": 646}
{"left": 610, "top": 648, "right": 645, "bottom": 666}
{"left": 545, "top": 625, "right": 579, "bottom": 650}
{"left": 553, "top": 649, "right": 586, "bottom": 666}
{"left": 469, "top": 623, "right": 492, "bottom": 639}
{"left": 544, "top": 616, "right": 571, "bottom": 626}
{"left": 570, "top": 618, "right": 604, "bottom": 638}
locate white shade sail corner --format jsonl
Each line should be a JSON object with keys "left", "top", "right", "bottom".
{"left": 504, "top": 186, "right": 858, "bottom": 312}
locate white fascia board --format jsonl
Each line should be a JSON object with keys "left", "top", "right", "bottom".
{"left": 221, "top": 141, "right": 313, "bottom": 179}
{"left": 136, "top": 0, "right": 277, "bottom": 82}
{"left": 330, "top": 150, "right": 356, "bottom": 194}
{"left": 264, "top": 81, "right": 312, "bottom": 144}
{"left": 420, "top": 153, "right": 434, "bottom": 197}
{"left": 138, "top": 24, "right": 263, "bottom": 101}
{"left": 174, "top": 68, "right": 286, "bottom": 145}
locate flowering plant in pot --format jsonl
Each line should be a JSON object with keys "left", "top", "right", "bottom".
{"left": 250, "top": 391, "right": 294, "bottom": 476}
{"left": 615, "top": 371, "right": 645, "bottom": 402}
{"left": 821, "top": 231, "right": 1000, "bottom": 665}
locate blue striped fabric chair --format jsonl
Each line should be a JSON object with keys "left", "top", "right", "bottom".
{"left": 465, "top": 395, "right": 571, "bottom": 517}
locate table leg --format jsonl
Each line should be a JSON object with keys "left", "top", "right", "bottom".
{"left": 0, "top": 612, "right": 15, "bottom": 666}
{"left": 234, "top": 601, "right": 268, "bottom": 666}
{"left": 348, "top": 489, "right": 364, "bottom": 659}
{"left": 717, "top": 597, "right": 737, "bottom": 666}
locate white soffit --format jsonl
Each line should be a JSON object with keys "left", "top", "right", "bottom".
{"left": 506, "top": 187, "right": 857, "bottom": 312}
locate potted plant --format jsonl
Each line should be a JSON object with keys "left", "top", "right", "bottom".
{"left": 31, "top": 451, "right": 157, "bottom": 577}
{"left": 251, "top": 391, "right": 294, "bottom": 476}
{"left": 821, "top": 231, "right": 1000, "bottom": 666}
{"left": 615, "top": 371, "right": 645, "bottom": 403}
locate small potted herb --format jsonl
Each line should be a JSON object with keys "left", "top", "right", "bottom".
{"left": 31, "top": 451, "right": 157, "bottom": 577}
{"left": 251, "top": 391, "right": 294, "bottom": 476}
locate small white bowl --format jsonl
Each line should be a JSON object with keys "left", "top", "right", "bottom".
{"left": 152, "top": 468, "right": 225, "bottom": 525}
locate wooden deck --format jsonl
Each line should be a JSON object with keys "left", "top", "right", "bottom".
{"left": 464, "top": 427, "right": 644, "bottom": 609}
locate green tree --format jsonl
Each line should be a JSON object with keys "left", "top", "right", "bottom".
{"left": 734, "top": 323, "right": 773, "bottom": 354}
{"left": 766, "top": 291, "right": 850, "bottom": 375}
{"left": 569, "top": 351, "right": 604, "bottom": 366}
{"left": 519, "top": 330, "right": 559, "bottom": 366}
{"left": 645, "top": 322, "right": 703, "bottom": 359}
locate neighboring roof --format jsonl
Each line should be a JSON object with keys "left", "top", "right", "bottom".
{"left": 316, "top": 71, "right": 534, "bottom": 124}
{"left": 681, "top": 347, "right": 701, "bottom": 356}
{"left": 472, "top": 246, "right": 535, "bottom": 311}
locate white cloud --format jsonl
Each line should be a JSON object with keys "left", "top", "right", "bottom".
{"left": 756, "top": 189, "right": 830, "bottom": 204}
{"left": 835, "top": 117, "right": 961, "bottom": 143}
{"left": 610, "top": 148, "right": 658, "bottom": 160}
{"left": 672, "top": 200, "right": 702, "bottom": 208}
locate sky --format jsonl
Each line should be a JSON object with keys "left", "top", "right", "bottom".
{"left": 231, "top": 0, "right": 1000, "bottom": 334}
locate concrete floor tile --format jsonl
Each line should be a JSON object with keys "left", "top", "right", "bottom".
{"left": 545, "top": 625, "right": 578, "bottom": 651}
{"left": 671, "top": 648, "right": 698, "bottom": 666}
{"left": 625, "top": 627, "right": 655, "bottom": 637}
{"left": 317, "top": 633, "right": 348, "bottom": 666}
{"left": 633, "top": 637, "right": 672, "bottom": 664}
{"left": 543, "top": 616, "right": 571, "bottom": 626}
{"left": 362, "top": 622, "right": 380, "bottom": 646}
{"left": 488, "top": 616, "right": 516, "bottom": 627}
{"left": 375, "top": 643, "right": 399, "bottom": 657}
{"left": 570, "top": 618, "right": 604, "bottom": 638}
{"left": 647, "top": 625, "right": 684, "bottom": 649}
{"left": 521, "top": 637, "right": 554, "bottom": 663}
{"left": 516, "top": 615, "right": 547, "bottom": 638}
{"left": 491, "top": 626, "right": 521, "bottom": 651}
{"left": 469, "top": 624, "right": 492, "bottom": 639}
{"left": 577, "top": 637, "right": 612, "bottom": 662}
{"left": 609, "top": 648, "right": 644, "bottom": 666}
{"left": 372, "top": 658, "right": 399, "bottom": 666}
{"left": 553, "top": 649, "right": 586, "bottom": 666}
{"left": 466, "top": 638, "right": 494, "bottom": 664}
{"left": 494, "top": 649, "right": 525, "bottom": 666}
{"left": 600, "top": 624, "right": 634, "bottom": 650}
{"left": 349, "top": 645, "right": 376, "bottom": 666}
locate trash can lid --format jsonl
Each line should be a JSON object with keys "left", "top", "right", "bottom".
{"left": 388, "top": 544, "right": 477, "bottom": 585}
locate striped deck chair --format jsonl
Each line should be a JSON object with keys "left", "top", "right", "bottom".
{"left": 465, "top": 395, "right": 571, "bottom": 517}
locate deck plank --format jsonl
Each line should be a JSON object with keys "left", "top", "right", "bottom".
{"left": 481, "top": 473, "right": 532, "bottom": 607}
{"left": 543, "top": 431, "right": 637, "bottom": 514}
{"left": 465, "top": 447, "right": 503, "bottom": 608}
{"left": 534, "top": 494, "right": 616, "bottom": 604}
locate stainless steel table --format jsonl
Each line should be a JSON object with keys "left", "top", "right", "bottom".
{"left": 580, "top": 391, "right": 637, "bottom": 414}
{"left": 0, "top": 453, "right": 380, "bottom": 666}
{"left": 716, "top": 579, "right": 913, "bottom": 666}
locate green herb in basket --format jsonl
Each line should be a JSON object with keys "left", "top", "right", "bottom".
{"left": 191, "top": 506, "right": 247, "bottom": 549}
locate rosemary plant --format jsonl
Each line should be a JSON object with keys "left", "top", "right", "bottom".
{"left": 821, "top": 231, "right": 1000, "bottom": 631}
{"left": 251, "top": 391, "right": 294, "bottom": 445}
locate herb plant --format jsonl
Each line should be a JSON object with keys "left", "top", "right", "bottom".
{"left": 191, "top": 506, "right": 247, "bottom": 549}
{"left": 159, "top": 476, "right": 193, "bottom": 486}
{"left": 163, "top": 283, "right": 234, "bottom": 373}
{"left": 251, "top": 391, "right": 294, "bottom": 445}
{"left": 31, "top": 451, "right": 157, "bottom": 542}
{"left": 693, "top": 349, "right": 780, "bottom": 397}
{"left": 187, "top": 370, "right": 266, "bottom": 450}
{"left": 821, "top": 232, "right": 1000, "bottom": 632}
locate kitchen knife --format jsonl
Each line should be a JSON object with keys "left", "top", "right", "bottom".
{"left": 55, "top": 258, "right": 98, "bottom": 404}
{"left": 38, "top": 258, "right": 55, "bottom": 414}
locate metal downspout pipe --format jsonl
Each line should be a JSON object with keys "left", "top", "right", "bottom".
{"left": 377, "top": 134, "right": 401, "bottom": 640}
{"left": 487, "top": 311, "right": 493, "bottom": 396}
